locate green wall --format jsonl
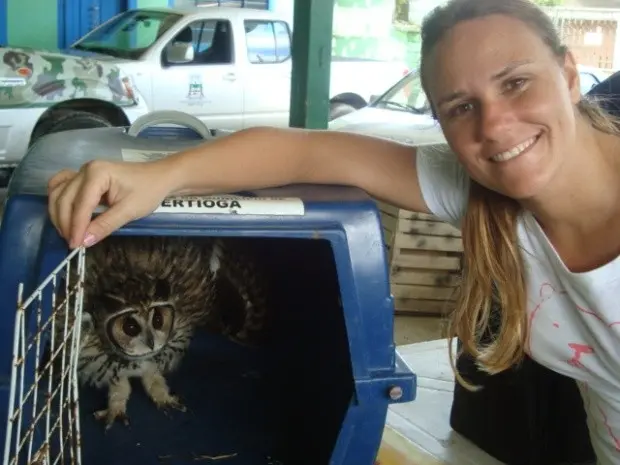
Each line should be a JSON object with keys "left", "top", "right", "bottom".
{"left": 332, "top": 0, "right": 423, "bottom": 70}
{"left": 7, "top": 0, "right": 58, "bottom": 49}
{"left": 137, "top": 0, "right": 171, "bottom": 7}
{"left": 5, "top": 0, "right": 169, "bottom": 50}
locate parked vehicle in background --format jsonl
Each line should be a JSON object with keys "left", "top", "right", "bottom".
{"left": 578, "top": 64, "right": 615, "bottom": 94}
{"left": 0, "top": 5, "right": 407, "bottom": 185}
{"left": 0, "top": 48, "right": 144, "bottom": 184}
{"left": 329, "top": 69, "right": 443, "bottom": 146}
{"left": 71, "top": 6, "right": 407, "bottom": 126}
{"left": 329, "top": 64, "right": 618, "bottom": 146}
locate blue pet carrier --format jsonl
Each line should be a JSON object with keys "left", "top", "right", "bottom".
{"left": 0, "top": 111, "right": 416, "bottom": 465}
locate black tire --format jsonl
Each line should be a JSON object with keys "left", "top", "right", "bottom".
{"left": 31, "top": 110, "right": 113, "bottom": 145}
{"left": 329, "top": 102, "right": 357, "bottom": 121}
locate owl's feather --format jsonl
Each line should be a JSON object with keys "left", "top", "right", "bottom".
{"left": 52, "top": 235, "right": 270, "bottom": 429}
{"left": 206, "top": 239, "right": 270, "bottom": 346}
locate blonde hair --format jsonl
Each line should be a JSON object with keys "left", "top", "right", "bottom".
{"left": 418, "top": 0, "right": 620, "bottom": 389}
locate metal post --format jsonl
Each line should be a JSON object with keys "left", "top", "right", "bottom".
{"left": 288, "top": 0, "right": 335, "bottom": 129}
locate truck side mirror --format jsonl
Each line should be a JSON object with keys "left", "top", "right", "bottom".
{"left": 165, "top": 42, "right": 194, "bottom": 64}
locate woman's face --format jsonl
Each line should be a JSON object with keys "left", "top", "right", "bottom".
{"left": 425, "top": 14, "right": 582, "bottom": 201}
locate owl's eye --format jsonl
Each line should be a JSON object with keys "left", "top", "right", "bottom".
{"left": 152, "top": 308, "right": 164, "bottom": 330}
{"left": 122, "top": 317, "right": 141, "bottom": 337}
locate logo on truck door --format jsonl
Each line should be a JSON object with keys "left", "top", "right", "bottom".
{"left": 187, "top": 74, "right": 204, "bottom": 104}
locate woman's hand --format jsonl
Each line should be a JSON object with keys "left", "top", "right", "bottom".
{"left": 47, "top": 159, "right": 177, "bottom": 249}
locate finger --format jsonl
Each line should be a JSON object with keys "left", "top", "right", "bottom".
{"left": 55, "top": 178, "right": 83, "bottom": 245}
{"left": 83, "top": 199, "right": 138, "bottom": 246}
{"left": 48, "top": 177, "right": 79, "bottom": 240}
{"left": 47, "top": 169, "right": 77, "bottom": 194}
{"left": 70, "top": 174, "right": 111, "bottom": 248}
{"left": 47, "top": 179, "right": 68, "bottom": 232}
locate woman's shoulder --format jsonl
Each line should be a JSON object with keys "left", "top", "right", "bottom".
{"left": 415, "top": 142, "right": 470, "bottom": 228}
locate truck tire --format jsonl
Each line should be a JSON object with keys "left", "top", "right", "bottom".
{"left": 329, "top": 102, "right": 357, "bottom": 121}
{"left": 32, "top": 110, "right": 113, "bottom": 145}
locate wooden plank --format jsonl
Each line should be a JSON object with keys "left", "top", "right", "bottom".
{"left": 379, "top": 204, "right": 398, "bottom": 216}
{"left": 395, "top": 233, "right": 463, "bottom": 253}
{"left": 393, "top": 298, "right": 455, "bottom": 315}
{"left": 392, "top": 284, "right": 457, "bottom": 301}
{"left": 391, "top": 268, "right": 460, "bottom": 287}
{"left": 399, "top": 210, "right": 440, "bottom": 221}
{"left": 381, "top": 213, "right": 399, "bottom": 234}
{"left": 392, "top": 252, "right": 461, "bottom": 271}
{"left": 398, "top": 219, "right": 461, "bottom": 238}
{"left": 377, "top": 201, "right": 400, "bottom": 217}
{"left": 382, "top": 228, "right": 394, "bottom": 253}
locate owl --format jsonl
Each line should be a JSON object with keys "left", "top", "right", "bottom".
{"left": 52, "top": 234, "right": 270, "bottom": 431}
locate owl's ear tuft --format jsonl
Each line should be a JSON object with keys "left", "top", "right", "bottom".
{"left": 154, "top": 278, "right": 171, "bottom": 300}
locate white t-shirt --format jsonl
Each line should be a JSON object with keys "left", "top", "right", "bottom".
{"left": 416, "top": 143, "right": 620, "bottom": 465}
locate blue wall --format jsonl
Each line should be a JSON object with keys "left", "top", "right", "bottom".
{"left": 0, "top": 0, "right": 6, "bottom": 45}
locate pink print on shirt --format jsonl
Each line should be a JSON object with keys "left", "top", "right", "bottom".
{"left": 528, "top": 280, "right": 620, "bottom": 457}
{"left": 527, "top": 282, "right": 566, "bottom": 353}
{"left": 576, "top": 304, "right": 620, "bottom": 329}
{"left": 598, "top": 407, "right": 620, "bottom": 452}
{"left": 567, "top": 343, "right": 595, "bottom": 369}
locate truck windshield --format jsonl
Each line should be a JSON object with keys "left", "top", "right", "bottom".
{"left": 370, "top": 71, "right": 431, "bottom": 115}
{"left": 72, "top": 10, "right": 182, "bottom": 60}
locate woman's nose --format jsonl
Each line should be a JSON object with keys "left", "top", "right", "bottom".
{"left": 478, "top": 99, "right": 514, "bottom": 142}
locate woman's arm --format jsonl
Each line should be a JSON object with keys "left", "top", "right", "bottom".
{"left": 47, "top": 126, "right": 432, "bottom": 248}
{"left": 164, "top": 126, "right": 429, "bottom": 211}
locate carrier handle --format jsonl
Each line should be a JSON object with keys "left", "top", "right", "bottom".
{"left": 127, "top": 110, "right": 212, "bottom": 139}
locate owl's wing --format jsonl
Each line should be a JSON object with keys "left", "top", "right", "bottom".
{"left": 213, "top": 239, "right": 270, "bottom": 346}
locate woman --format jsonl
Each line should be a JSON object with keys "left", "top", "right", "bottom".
{"left": 48, "top": 0, "right": 620, "bottom": 462}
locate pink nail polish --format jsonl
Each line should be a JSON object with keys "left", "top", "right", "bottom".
{"left": 83, "top": 233, "right": 96, "bottom": 247}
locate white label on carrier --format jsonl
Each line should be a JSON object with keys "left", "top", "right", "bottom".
{"left": 121, "top": 148, "right": 176, "bottom": 162}
{"left": 154, "top": 195, "right": 305, "bottom": 216}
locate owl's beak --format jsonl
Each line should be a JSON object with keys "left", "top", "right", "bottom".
{"left": 145, "top": 331, "right": 155, "bottom": 350}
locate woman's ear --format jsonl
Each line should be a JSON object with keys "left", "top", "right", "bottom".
{"left": 562, "top": 50, "right": 581, "bottom": 104}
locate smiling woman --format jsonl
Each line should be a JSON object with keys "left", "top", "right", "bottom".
{"left": 46, "top": 0, "right": 620, "bottom": 463}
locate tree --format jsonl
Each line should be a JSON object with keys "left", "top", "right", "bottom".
{"left": 394, "top": 0, "right": 409, "bottom": 23}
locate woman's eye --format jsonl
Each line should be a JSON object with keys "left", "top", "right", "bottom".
{"left": 449, "top": 102, "right": 474, "bottom": 118}
{"left": 505, "top": 78, "right": 527, "bottom": 92}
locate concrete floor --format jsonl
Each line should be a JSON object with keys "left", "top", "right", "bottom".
{"left": 394, "top": 315, "right": 445, "bottom": 346}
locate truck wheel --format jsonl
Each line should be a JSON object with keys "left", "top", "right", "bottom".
{"left": 32, "top": 110, "right": 113, "bottom": 145}
{"left": 329, "top": 102, "right": 357, "bottom": 121}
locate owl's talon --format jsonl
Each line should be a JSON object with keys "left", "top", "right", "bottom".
{"left": 157, "top": 395, "right": 187, "bottom": 413}
{"left": 94, "top": 408, "right": 130, "bottom": 430}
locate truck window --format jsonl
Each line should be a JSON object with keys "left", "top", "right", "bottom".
{"left": 244, "top": 20, "right": 291, "bottom": 64}
{"left": 163, "top": 19, "right": 233, "bottom": 66}
{"left": 74, "top": 9, "right": 182, "bottom": 59}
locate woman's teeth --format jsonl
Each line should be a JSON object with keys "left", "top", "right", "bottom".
{"left": 491, "top": 136, "right": 538, "bottom": 162}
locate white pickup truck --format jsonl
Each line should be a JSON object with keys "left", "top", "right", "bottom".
{"left": 0, "top": 5, "right": 408, "bottom": 183}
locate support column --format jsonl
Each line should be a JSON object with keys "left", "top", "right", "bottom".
{"left": 289, "top": 0, "right": 335, "bottom": 129}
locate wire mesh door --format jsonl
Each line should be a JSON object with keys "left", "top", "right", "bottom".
{"left": 3, "top": 247, "right": 87, "bottom": 465}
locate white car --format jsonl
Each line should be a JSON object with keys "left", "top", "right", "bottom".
{"left": 329, "top": 68, "right": 444, "bottom": 146}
